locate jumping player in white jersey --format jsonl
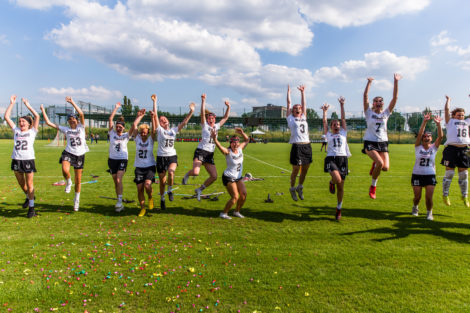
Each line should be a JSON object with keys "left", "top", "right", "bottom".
{"left": 151, "top": 93, "right": 195, "bottom": 210}
{"left": 286, "top": 85, "right": 312, "bottom": 201}
{"left": 41, "top": 97, "right": 87, "bottom": 211}
{"left": 440, "top": 95, "right": 470, "bottom": 207}
{"left": 411, "top": 113, "right": 443, "bottom": 220}
{"left": 211, "top": 127, "right": 249, "bottom": 219}
{"left": 181, "top": 94, "right": 230, "bottom": 201}
{"left": 362, "top": 73, "right": 402, "bottom": 199}
{"left": 5, "top": 95, "right": 40, "bottom": 218}
{"left": 131, "top": 109, "right": 157, "bottom": 217}
{"left": 321, "top": 97, "right": 348, "bottom": 220}
{"left": 108, "top": 102, "right": 130, "bottom": 212}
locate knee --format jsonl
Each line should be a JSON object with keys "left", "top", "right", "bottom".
{"left": 459, "top": 170, "right": 468, "bottom": 181}
{"left": 231, "top": 194, "right": 239, "bottom": 202}
{"left": 168, "top": 169, "right": 175, "bottom": 178}
{"left": 382, "top": 165, "right": 389, "bottom": 171}
{"left": 193, "top": 168, "right": 200, "bottom": 176}
{"left": 144, "top": 182, "right": 152, "bottom": 190}
{"left": 240, "top": 191, "right": 247, "bottom": 200}
{"left": 375, "top": 159, "right": 384, "bottom": 169}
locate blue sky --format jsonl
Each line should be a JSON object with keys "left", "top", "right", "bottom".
{"left": 1, "top": 0, "right": 469, "bottom": 118}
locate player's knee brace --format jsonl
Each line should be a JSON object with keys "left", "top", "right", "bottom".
{"left": 444, "top": 170, "right": 455, "bottom": 181}
{"left": 459, "top": 170, "right": 468, "bottom": 181}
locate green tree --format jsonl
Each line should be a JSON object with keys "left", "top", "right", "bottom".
{"left": 387, "top": 111, "right": 406, "bottom": 131}
{"left": 306, "top": 108, "right": 320, "bottom": 119}
{"left": 330, "top": 111, "right": 339, "bottom": 120}
{"left": 121, "top": 96, "right": 133, "bottom": 115}
{"left": 406, "top": 108, "right": 436, "bottom": 135}
{"left": 132, "top": 105, "right": 140, "bottom": 115}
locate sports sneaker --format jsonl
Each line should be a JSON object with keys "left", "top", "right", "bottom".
{"left": 22, "top": 197, "right": 29, "bottom": 209}
{"left": 195, "top": 188, "right": 202, "bottom": 202}
{"left": 182, "top": 174, "right": 189, "bottom": 185}
{"left": 329, "top": 181, "right": 335, "bottom": 194}
{"left": 148, "top": 197, "right": 154, "bottom": 210}
{"left": 219, "top": 212, "right": 232, "bottom": 220}
{"left": 233, "top": 211, "right": 245, "bottom": 218}
{"left": 369, "top": 162, "right": 376, "bottom": 176}
{"left": 168, "top": 191, "right": 174, "bottom": 202}
{"left": 411, "top": 206, "right": 419, "bottom": 216}
{"left": 115, "top": 202, "right": 124, "bottom": 213}
{"left": 443, "top": 196, "right": 451, "bottom": 206}
{"left": 289, "top": 187, "right": 298, "bottom": 201}
{"left": 463, "top": 196, "right": 470, "bottom": 208}
{"left": 369, "top": 186, "right": 376, "bottom": 199}
{"left": 335, "top": 208, "right": 341, "bottom": 221}
{"left": 160, "top": 199, "right": 166, "bottom": 210}
{"left": 296, "top": 185, "right": 304, "bottom": 200}
{"left": 65, "top": 181, "right": 72, "bottom": 193}
{"left": 138, "top": 208, "right": 146, "bottom": 217}
{"left": 426, "top": 211, "right": 434, "bottom": 221}
{"left": 27, "top": 207, "right": 37, "bottom": 218}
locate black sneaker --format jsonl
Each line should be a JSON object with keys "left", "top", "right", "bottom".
{"left": 161, "top": 200, "right": 166, "bottom": 210}
{"left": 27, "top": 207, "right": 37, "bottom": 218}
{"left": 168, "top": 191, "right": 174, "bottom": 202}
{"left": 22, "top": 197, "right": 29, "bottom": 209}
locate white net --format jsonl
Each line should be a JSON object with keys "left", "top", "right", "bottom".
{"left": 46, "top": 130, "right": 65, "bottom": 147}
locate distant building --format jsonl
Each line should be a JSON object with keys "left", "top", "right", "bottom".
{"left": 45, "top": 101, "right": 110, "bottom": 127}
{"left": 250, "top": 104, "right": 287, "bottom": 118}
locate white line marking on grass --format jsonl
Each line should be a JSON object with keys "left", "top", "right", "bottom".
{"left": 243, "top": 153, "right": 291, "bottom": 172}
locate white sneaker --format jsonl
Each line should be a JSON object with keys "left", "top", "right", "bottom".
{"left": 289, "top": 187, "right": 298, "bottom": 201}
{"left": 195, "top": 188, "right": 202, "bottom": 202}
{"left": 65, "top": 181, "right": 72, "bottom": 193}
{"left": 115, "top": 202, "right": 124, "bottom": 212}
{"left": 233, "top": 211, "right": 245, "bottom": 218}
{"left": 426, "top": 211, "right": 433, "bottom": 221}
{"left": 411, "top": 206, "right": 419, "bottom": 216}
{"left": 219, "top": 212, "right": 232, "bottom": 220}
{"left": 296, "top": 185, "right": 304, "bottom": 200}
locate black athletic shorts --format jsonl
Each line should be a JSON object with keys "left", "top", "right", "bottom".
{"left": 11, "top": 159, "right": 37, "bottom": 173}
{"left": 290, "top": 143, "right": 312, "bottom": 166}
{"left": 108, "top": 158, "right": 128, "bottom": 174}
{"left": 440, "top": 145, "right": 470, "bottom": 169}
{"left": 411, "top": 174, "right": 437, "bottom": 187}
{"left": 324, "top": 156, "right": 348, "bottom": 180}
{"left": 156, "top": 155, "right": 178, "bottom": 173}
{"left": 193, "top": 148, "right": 215, "bottom": 165}
{"left": 362, "top": 140, "right": 389, "bottom": 154}
{"left": 222, "top": 174, "right": 243, "bottom": 186}
{"left": 134, "top": 166, "right": 156, "bottom": 184}
{"left": 59, "top": 150, "right": 85, "bottom": 169}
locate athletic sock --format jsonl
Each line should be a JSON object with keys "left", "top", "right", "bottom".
{"left": 117, "top": 195, "right": 123, "bottom": 202}
{"left": 67, "top": 178, "right": 72, "bottom": 185}
{"left": 168, "top": 185, "right": 173, "bottom": 192}
{"left": 200, "top": 184, "right": 206, "bottom": 191}
{"left": 443, "top": 170, "right": 455, "bottom": 196}
{"left": 458, "top": 170, "right": 468, "bottom": 197}
{"left": 161, "top": 194, "right": 165, "bottom": 201}
{"left": 29, "top": 199, "right": 35, "bottom": 207}
{"left": 337, "top": 201, "right": 342, "bottom": 210}
{"left": 371, "top": 179, "right": 378, "bottom": 187}
{"left": 74, "top": 192, "right": 80, "bottom": 202}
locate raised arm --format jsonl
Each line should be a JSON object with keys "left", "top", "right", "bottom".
{"left": 218, "top": 100, "right": 231, "bottom": 127}
{"left": 22, "top": 98, "right": 40, "bottom": 130}
{"left": 321, "top": 103, "right": 329, "bottom": 135}
{"left": 339, "top": 96, "right": 346, "bottom": 130}
{"left": 387, "top": 73, "right": 402, "bottom": 112}
{"left": 40, "top": 104, "right": 59, "bottom": 130}
{"left": 236, "top": 127, "right": 250, "bottom": 150}
{"left": 286, "top": 85, "right": 292, "bottom": 117}
{"left": 149, "top": 110, "right": 157, "bottom": 140}
{"left": 415, "top": 113, "right": 431, "bottom": 146}
{"left": 363, "top": 77, "right": 373, "bottom": 112}
{"left": 433, "top": 115, "right": 443, "bottom": 148}
{"left": 200, "top": 94, "right": 206, "bottom": 125}
{"left": 129, "top": 108, "right": 146, "bottom": 137}
{"left": 109, "top": 102, "right": 121, "bottom": 131}
{"left": 66, "top": 96, "right": 85, "bottom": 125}
{"left": 211, "top": 128, "right": 229, "bottom": 155}
{"left": 298, "top": 85, "right": 307, "bottom": 116}
{"left": 178, "top": 102, "right": 195, "bottom": 132}
{"left": 4, "top": 95, "right": 17, "bottom": 129}
{"left": 444, "top": 95, "right": 451, "bottom": 124}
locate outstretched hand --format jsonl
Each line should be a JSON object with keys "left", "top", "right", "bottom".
{"left": 297, "top": 85, "right": 305, "bottom": 92}
{"left": 224, "top": 100, "right": 230, "bottom": 108}
{"left": 445, "top": 95, "right": 451, "bottom": 101}
{"left": 394, "top": 73, "right": 402, "bottom": 81}
{"left": 137, "top": 108, "right": 146, "bottom": 117}
{"left": 367, "top": 77, "right": 374, "bottom": 83}
{"left": 151, "top": 94, "right": 157, "bottom": 102}
{"left": 423, "top": 112, "right": 432, "bottom": 121}
{"left": 321, "top": 103, "right": 330, "bottom": 112}
{"left": 338, "top": 96, "right": 345, "bottom": 105}
{"left": 10, "top": 95, "right": 16, "bottom": 104}
{"left": 189, "top": 102, "right": 195, "bottom": 112}
{"left": 115, "top": 102, "right": 121, "bottom": 109}
{"left": 201, "top": 94, "right": 206, "bottom": 101}
{"left": 65, "top": 96, "right": 74, "bottom": 104}
{"left": 433, "top": 115, "right": 442, "bottom": 124}
{"left": 234, "top": 127, "right": 243, "bottom": 135}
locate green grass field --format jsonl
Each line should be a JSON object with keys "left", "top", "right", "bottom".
{"left": 0, "top": 139, "right": 470, "bottom": 313}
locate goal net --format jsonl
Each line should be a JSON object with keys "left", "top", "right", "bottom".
{"left": 46, "top": 130, "right": 65, "bottom": 147}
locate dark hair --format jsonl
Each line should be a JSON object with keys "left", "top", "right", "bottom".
{"left": 330, "top": 119, "right": 340, "bottom": 127}
{"left": 20, "top": 115, "right": 33, "bottom": 127}
{"left": 116, "top": 116, "right": 125, "bottom": 127}
{"left": 205, "top": 109, "right": 215, "bottom": 117}
{"left": 451, "top": 108, "right": 465, "bottom": 117}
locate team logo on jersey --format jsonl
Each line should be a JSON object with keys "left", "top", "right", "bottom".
{"left": 77, "top": 161, "right": 83, "bottom": 166}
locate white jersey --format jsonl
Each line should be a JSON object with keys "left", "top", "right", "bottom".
{"left": 326, "top": 129, "right": 348, "bottom": 157}
{"left": 11, "top": 127, "right": 37, "bottom": 160}
{"left": 287, "top": 114, "right": 309, "bottom": 144}
{"left": 321, "top": 134, "right": 327, "bottom": 142}
{"left": 157, "top": 126, "right": 178, "bottom": 157}
{"left": 197, "top": 122, "right": 220, "bottom": 152}
{"left": 59, "top": 124, "right": 87, "bottom": 156}
{"left": 108, "top": 129, "right": 130, "bottom": 160}
{"left": 134, "top": 134, "right": 156, "bottom": 168}
{"left": 444, "top": 118, "right": 470, "bottom": 146}
{"left": 363, "top": 108, "right": 391, "bottom": 142}
{"left": 413, "top": 144, "right": 438, "bottom": 175}
{"left": 223, "top": 148, "right": 244, "bottom": 179}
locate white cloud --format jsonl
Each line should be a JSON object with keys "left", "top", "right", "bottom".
{"left": 430, "top": 31, "right": 470, "bottom": 70}
{"left": 39, "top": 85, "right": 122, "bottom": 101}
{"left": 242, "top": 98, "right": 259, "bottom": 105}
{"left": 430, "top": 30, "right": 455, "bottom": 47}
{"left": 313, "top": 51, "right": 428, "bottom": 88}
{"left": 0, "top": 34, "right": 9, "bottom": 45}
